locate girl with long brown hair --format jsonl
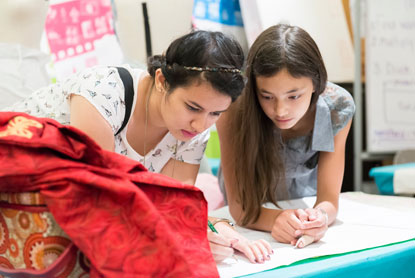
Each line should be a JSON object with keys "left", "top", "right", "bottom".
{"left": 217, "top": 24, "right": 355, "bottom": 247}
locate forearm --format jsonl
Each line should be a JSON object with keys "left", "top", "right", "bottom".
{"left": 313, "top": 120, "right": 351, "bottom": 226}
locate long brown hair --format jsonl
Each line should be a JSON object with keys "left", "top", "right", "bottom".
{"left": 227, "top": 24, "right": 328, "bottom": 225}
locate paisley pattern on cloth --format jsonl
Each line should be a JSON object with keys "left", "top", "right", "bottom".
{"left": 0, "top": 204, "right": 89, "bottom": 277}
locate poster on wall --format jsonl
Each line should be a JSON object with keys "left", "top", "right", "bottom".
{"left": 43, "top": 0, "right": 123, "bottom": 81}
{"left": 192, "top": 0, "right": 248, "bottom": 53}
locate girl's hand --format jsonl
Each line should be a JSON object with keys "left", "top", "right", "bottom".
{"left": 207, "top": 230, "right": 237, "bottom": 262}
{"left": 213, "top": 221, "right": 273, "bottom": 264}
{"left": 271, "top": 209, "right": 308, "bottom": 244}
{"left": 233, "top": 238, "right": 273, "bottom": 264}
{"left": 296, "top": 208, "right": 329, "bottom": 243}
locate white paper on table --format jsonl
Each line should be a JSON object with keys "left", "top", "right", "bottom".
{"left": 211, "top": 193, "right": 415, "bottom": 278}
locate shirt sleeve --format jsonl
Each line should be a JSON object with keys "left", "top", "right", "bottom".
{"left": 175, "top": 129, "right": 210, "bottom": 165}
{"left": 62, "top": 66, "right": 126, "bottom": 134}
{"left": 324, "top": 82, "right": 356, "bottom": 136}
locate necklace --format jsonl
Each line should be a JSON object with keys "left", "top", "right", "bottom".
{"left": 143, "top": 84, "right": 178, "bottom": 177}
{"left": 143, "top": 84, "right": 179, "bottom": 178}
{"left": 143, "top": 84, "right": 152, "bottom": 167}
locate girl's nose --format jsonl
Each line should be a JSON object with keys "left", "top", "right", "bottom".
{"left": 191, "top": 115, "right": 210, "bottom": 133}
{"left": 275, "top": 101, "right": 288, "bottom": 118}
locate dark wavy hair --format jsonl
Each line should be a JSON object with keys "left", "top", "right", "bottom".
{"left": 228, "top": 24, "right": 328, "bottom": 225}
{"left": 147, "top": 30, "right": 245, "bottom": 102}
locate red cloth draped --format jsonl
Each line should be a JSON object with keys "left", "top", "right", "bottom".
{"left": 0, "top": 112, "right": 218, "bottom": 278}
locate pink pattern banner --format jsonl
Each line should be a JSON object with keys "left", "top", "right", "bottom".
{"left": 45, "top": 0, "right": 114, "bottom": 62}
{"left": 43, "top": 0, "right": 123, "bottom": 81}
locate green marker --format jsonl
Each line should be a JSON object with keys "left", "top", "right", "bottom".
{"left": 208, "top": 219, "right": 218, "bottom": 233}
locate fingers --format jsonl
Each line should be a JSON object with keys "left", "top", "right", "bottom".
{"left": 271, "top": 208, "right": 329, "bottom": 250}
{"left": 208, "top": 231, "right": 274, "bottom": 264}
{"left": 271, "top": 210, "right": 304, "bottom": 243}
{"left": 239, "top": 242, "right": 261, "bottom": 263}
{"left": 234, "top": 239, "right": 274, "bottom": 264}
{"left": 272, "top": 225, "right": 297, "bottom": 244}
{"left": 253, "top": 239, "right": 273, "bottom": 263}
{"left": 295, "top": 235, "right": 314, "bottom": 248}
{"left": 272, "top": 208, "right": 330, "bottom": 249}
{"left": 301, "top": 220, "right": 322, "bottom": 229}
{"left": 305, "top": 208, "right": 318, "bottom": 221}
{"left": 293, "top": 209, "right": 309, "bottom": 242}
{"left": 301, "top": 209, "right": 328, "bottom": 230}
{"left": 260, "top": 239, "right": 273, "bottom": 255}
{"left": 296, "top": 209, "right": 309, "bottom": 222}
{"left": 301, "top": 225, "right": 327, "bottom": 241}
{"left": 287, "top": 210, "right": 303, "bottom": 229}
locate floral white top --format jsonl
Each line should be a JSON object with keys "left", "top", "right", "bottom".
{"left": 3, "top": 65, "right": 210, "bottom": 173}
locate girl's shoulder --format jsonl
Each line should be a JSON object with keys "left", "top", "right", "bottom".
{"left": 320, "top": 82, "right": 355, "bottom": 108}
{"left": 63, "top": 65, "right": 143, "bottom": 134}
{"left": 65, "top": 64, "right": 145, "bottom": 85}
{"left": 320, "top": 82, "right": 356, "bottom": 135}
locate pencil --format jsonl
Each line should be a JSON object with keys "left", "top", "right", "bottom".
{"left": 208, "top": 219, "right": 238, "bottom": 261}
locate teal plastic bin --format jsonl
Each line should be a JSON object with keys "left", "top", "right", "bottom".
{"left": 369, "top": 163, "right": 415, "bottom": 195}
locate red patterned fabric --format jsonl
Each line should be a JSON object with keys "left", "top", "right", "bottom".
{"left": 0, "top": 112, "right": 218, "bottom": 278}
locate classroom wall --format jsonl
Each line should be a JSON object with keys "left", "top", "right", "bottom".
{"left": 239, "top": 0, "right": 355, "bottom": 83}
{"left": 0, "top": 0, "right": 50, "bottom": 109}
{"left": 113, "top": 0, "right": 194, "bottom": 65}
{"left": 0, "top": 0, "right": 49, "bottom": 48}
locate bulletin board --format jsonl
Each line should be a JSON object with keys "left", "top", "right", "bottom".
{"left": 366, "top": 0, "right": 415, "bottom": 152}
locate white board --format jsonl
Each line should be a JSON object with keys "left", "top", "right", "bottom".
{"left": 239, "top": 0, "right": 354, "bottom": 83}
{"left": 366, "top": 0, "right": 415, "bottom": 152}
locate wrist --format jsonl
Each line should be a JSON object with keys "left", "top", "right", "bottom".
{"left": 211, "top": 218, "right": 236, "bottom": 230}
{"left": 317, "top": 208, "right": 329, "bottom": 225}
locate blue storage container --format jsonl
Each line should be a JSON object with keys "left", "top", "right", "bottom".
{"left": 369, "top": 163, "right": 415, "bottom": 195}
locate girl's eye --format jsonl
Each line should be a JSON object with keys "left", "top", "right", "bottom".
{"left": 261, "top": 94, "right": 273, "bottom": 100}
{"left": 289, "top": 95, "right": 300, "bottom": 100}
{"left": 210, "top": 111, "right": 221, "bottom": 117}
{"left": 186, "top": 104, "right": 200, "bottom": 111}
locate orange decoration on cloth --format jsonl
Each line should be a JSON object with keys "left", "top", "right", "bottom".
{"left": 0, "top": 116, "right": 43, "bottom": 139}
